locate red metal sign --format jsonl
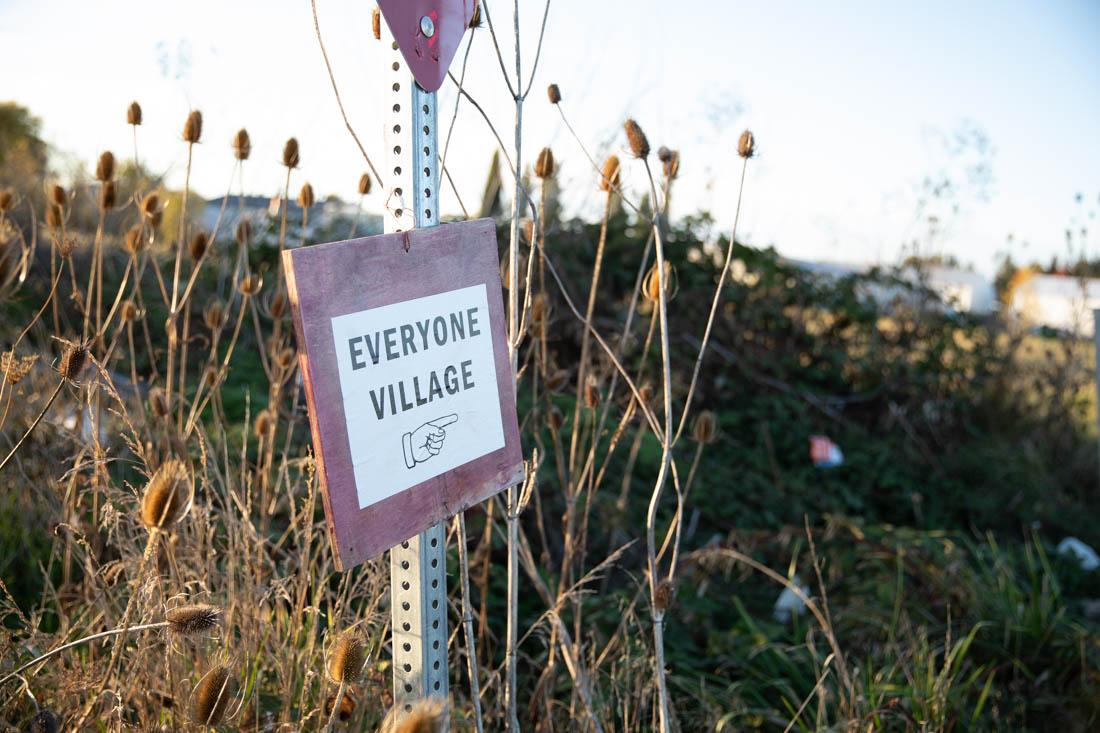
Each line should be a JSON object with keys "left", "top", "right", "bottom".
{"left": 284, "top": 219, "right": 523, "bottom": 569}
{"left": 377, "top": 0, "right": 475, "bottom": 93}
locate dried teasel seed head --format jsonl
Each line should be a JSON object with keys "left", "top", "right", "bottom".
{"left": 192, "top": 664, "right": 236, "bottom": 726}
{"left": 148, "top": 386, "right": 170, "bottom": 418}
{"left": 189, "top": 231, "right": 209, "bottom": 261}
{"left": 691, "top": 410, "right": 717, "bottom": 444}
{"left": 546, "top": 405, "right": 564, "bottom": 430}
{"left": 358, "top": 172, "right": 372, "bottom": 195}
{"left": 203, "top": 300, "right": 225, "bottom": 330}
{"left": 98, "top": 180, "right": 117, "bottom": 211}
{"left": 253, "top": 409, "right": 275, "bottom": 439}
{"left": 276, "top": 348, "right": 295, "bottom": 370}
{"left": 45, "top": 202, "right": 63, "bottom": 229}
{"left": 297, "top": 182, "right": 315, "bottom": 209}
{"left": 584, "top": 376, "right": 600, "bottom": 409}
{"left": 327, "top": 631, "right": 366, "bottom": 683}
{"left": 738, "top": 129, "right": 755, "bottom": 159}
{"left": 643, "top": 261, "right": 677, "bottom": 302}
{"left": 95, "top": 151, "right": 116, "bottom": 182}
{"left": 125, "top": 224, "right": 146, "bottom": 255}
{"left": 141, "top": 459, "right": 193, "bottom": 529}
{"left": 545, "top": 369, "right": 568, "bottom": 393}
{"left": 127, "top": 100, "right": 143, "bottom": 126}
{"left": 657, "top": 146, "right": 672, "bottom": 163}
{"left": 239, "top": 273, "right": 262, "bottom": 296}
{"left": 662, "top": 149, "right": 680, "bottom": 180}
{"left": 0, "top": 189, "right": 12, "bottom": 212}
{"left": 232, "top": 128, "right": 251, "bottom": 161}
{"left": 235, "top": 219, "right": 252, "bottom": 247}
{"left": 29, "top": 710, "right": 61, "bottom": 733}
{"left": 58, "top": 237, "right": 76, "bottom": 259}
{"left": 654, "top": 578, "right": 676, "bottom": 612}
{"left": 141, "top": 192, "right": 160, "bottom": 218}
{"left": 623, "top": 118, "right": 650, "bottom": 159}
{"left": 547, "top": 83, "right": 561, "bottom": 105}
{"left": 599, "top": 155, "right": 621, "bottom": 192}
{"left": 639, "top": 381, "right": 655, "bottom": 405}
{"left": 390, "top": 699, "right": 445, "bottom": 733}
{"left": 166, "top": 604, "right": 222, "bottom": 636}
{"left": 325, "top": 690, "right": 357, "bottom": 723}
{"left": 534, "top": 147, "right": 555, "bottom": 179}
{"left": 372, "top": 7, "right": 381, "bottom": 39}
{"left": 282, "top": 137, "right": 300, "bottom": 169}
{"left": 121, "top": 300, "right": 139, "bottom": 322}
{"left": 49, "top": 184, "right": 66, "bottom": 207}
{"left": 270, "top": 290, "right": 287, "bottom": 319}
{"left": 183, "top": 110, "right": 203, "bottom": 144}
{"left": 60, "top": 344, "right": 88, "bottom": 383}
{"left": 529, "top": 294, "right": 549, "bottom": 328}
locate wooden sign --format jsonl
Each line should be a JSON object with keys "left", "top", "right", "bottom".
{"left": 376, "top": 0, "right": 476, "bottom": 92}
{"left": 283, "top": 219, "right": 523, "bottom": 569}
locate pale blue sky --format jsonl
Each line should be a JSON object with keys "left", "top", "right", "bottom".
{"left": 1, "top": 0, "right": 1098, "bottom": 274}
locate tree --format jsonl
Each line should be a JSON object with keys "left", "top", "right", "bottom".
{"left": 0, "top": 102, "right": 49, "bottom": 219}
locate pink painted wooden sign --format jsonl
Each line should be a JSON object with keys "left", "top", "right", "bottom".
{"left": 377, "top": 0, "right": 475, "bottom": 92}
{"left": 283, "top": 219, "right": 523, "bottom": 569}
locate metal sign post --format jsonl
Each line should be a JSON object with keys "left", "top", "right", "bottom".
{"left": 380, "top": 18, "right": 449, "bottom": 713}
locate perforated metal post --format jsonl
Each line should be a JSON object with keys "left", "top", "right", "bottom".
{"left": 381, "top": 20, "right": 449, "bottom": 714}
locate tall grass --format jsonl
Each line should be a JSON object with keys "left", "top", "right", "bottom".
{"left": 0, "top": 5, "right": 1098, "bottom": 729}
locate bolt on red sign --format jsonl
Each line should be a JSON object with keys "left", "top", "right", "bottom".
{"left": 284, "top": 219, "right": 523, "bottom": 569}
{"left": 377, "top": 0, "right": 476, "bottom": 92}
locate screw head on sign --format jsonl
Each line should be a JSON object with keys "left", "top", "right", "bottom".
{"left": 377, "top": 0, "right": 475, "bottom": 92}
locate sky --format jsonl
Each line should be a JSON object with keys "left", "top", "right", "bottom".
{"left": 1, "top": 0, "right": 1098, "bottom": 275}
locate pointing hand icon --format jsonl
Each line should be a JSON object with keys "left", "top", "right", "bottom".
{"left": 402, "top": 414, "right": 459, "bottom": 468}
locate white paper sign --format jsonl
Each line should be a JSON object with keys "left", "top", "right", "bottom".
{"left": 330, "top": 284, "right": 505, "bottom": 509}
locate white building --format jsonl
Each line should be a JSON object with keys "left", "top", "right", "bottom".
{"left": 1010, "top": 273, "right": 1100, "bottom": 337}
{"left": 923, "top": 266, "right": 997, "bottom": 315}
{"left": 784, "top": 258, "right": 997, "bottom": 315}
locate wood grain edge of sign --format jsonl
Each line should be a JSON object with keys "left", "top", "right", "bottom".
{"left": 281, "top": 248, "right": 347, "bottom": 571}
